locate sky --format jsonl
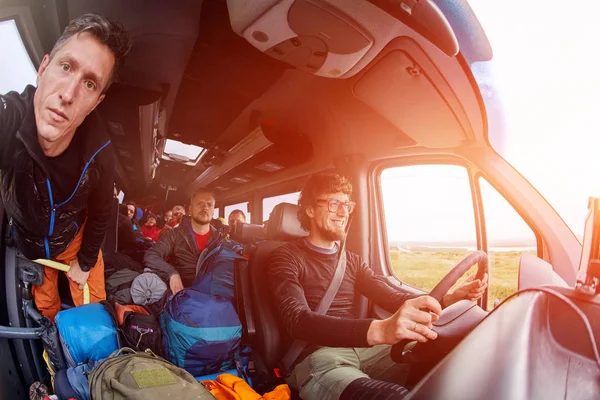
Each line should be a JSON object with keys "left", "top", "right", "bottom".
{"left": 2, "top": 3, "right": 598, "bottom": 241}
{"left": 468, "top": 0, "right": 600, "bottom": 238}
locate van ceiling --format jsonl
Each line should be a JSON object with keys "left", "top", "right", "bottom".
{"left": 22, "top": 0, "right": 485, "bottom": 204}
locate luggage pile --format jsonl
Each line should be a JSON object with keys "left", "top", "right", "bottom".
{"left": 37, "top": 239, "right": 287, "bottom": 399}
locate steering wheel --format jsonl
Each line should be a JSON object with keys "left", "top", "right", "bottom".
{"left": 390, "top": 251, "right": 488, "bottom": 363}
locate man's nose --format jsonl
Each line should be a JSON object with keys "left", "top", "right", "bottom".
{"left": 337, "top": 205, "right": 349, "bottom": 216}
{"left": 59, "top": 78, "right": 78, "bottom": 104}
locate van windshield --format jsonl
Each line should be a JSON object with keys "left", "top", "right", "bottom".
{"left": 468, "top": 0, "right": 600, "bottom": 240}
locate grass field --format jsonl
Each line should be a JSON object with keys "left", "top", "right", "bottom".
{"left": 389, "top": 249, "right": 535, "bottom": 309}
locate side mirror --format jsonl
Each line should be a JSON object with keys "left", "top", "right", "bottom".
{"left": 577, "top": 197, "right": 600, "bottom": 293}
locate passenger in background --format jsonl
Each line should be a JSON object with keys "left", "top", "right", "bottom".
{"left": 163, "top": 209, "right": 173, "bottom": 225}
{"left": 144, "top": 189, "right": 220, "bottom": 294}
{"left": 228, "top": 209, "right": 247, "bottom": 228}
{"left": 160, "top": 204, "right": 186, "bottom": 236}
{"left": 141, "top": 213, "right": 161, "bottom": 242}
{"left": 126, "top": 201, "right": 142, "bottom": 232}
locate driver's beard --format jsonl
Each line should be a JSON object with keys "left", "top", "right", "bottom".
{"left": 320, "top": 225, "right": 346, "bottom": 242}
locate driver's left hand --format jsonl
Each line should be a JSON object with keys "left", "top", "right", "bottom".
{"left": 442, "top": 273, "right": 488, "bottom": 308}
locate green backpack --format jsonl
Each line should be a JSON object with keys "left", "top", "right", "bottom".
{"left": 88, "top": 348, "right": 215, "bottom": 399}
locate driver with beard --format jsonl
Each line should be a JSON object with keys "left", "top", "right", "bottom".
{"left": 268, "top": 173, "right": 488, "bottom": 400}
{"left": 144, "top": 189, "right": 220, "bottom": 294}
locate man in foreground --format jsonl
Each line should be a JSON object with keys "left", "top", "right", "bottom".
{"left": 0, "top": 13, "right": 130, "bottom": 320}
{"left": 145, "top": 189, "right": 220, "bottom": 294}
{"left": 268, "top": 173, "right": 487, "bottom": 400}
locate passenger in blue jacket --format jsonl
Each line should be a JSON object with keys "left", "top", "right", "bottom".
{"left": 0, "top": 14, "right": 130, "bottom": 320}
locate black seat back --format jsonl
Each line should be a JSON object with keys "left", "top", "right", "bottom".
{"left": 101, "top": 198, "right": 119, "bottom": 256}
{"left": 245, "top": 203, "right": 308, "bottom": 370}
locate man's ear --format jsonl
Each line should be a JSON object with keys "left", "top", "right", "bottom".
{"left": 36, "top": 55, "right": 50, "bottom": 85}
{"left": 306, "top": 206, "right": 315, "bottom": 219}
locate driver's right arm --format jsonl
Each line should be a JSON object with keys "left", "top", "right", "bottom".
{"left": 367, "top": 296, "right": 441, "bottom": 346}
{"left": 0, "top": 89, "right": 29, "bottom": 170}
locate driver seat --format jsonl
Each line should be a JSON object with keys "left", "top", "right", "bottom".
{"left": 244, "top": 203, "right": 308, "bottom": 375}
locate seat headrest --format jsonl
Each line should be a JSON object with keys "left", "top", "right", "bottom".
{"left": 267, "top": 203, "right": 308, "bottom": 242}
{"left": 230, "top": 222, "right": 266, "bottom": 244}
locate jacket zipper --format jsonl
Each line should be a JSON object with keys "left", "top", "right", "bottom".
{"left": 44, "top": 140, "right": 111, "bottom": 255}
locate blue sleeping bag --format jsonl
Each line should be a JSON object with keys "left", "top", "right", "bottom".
{"left": 55, "top": 303, "right": 119, "bottom": 367}
{"left": 161, "top": 288, "right": 242, "bottom": 376}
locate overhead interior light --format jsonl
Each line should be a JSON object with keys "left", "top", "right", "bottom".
{"left": 192, "top": 127, "right": 272, "bottom": 188}
{"left": 214, "top": 186, "right": 229, "bottom": 192}
{"left": 255, "top": 161, "right": 284, "bottom": 172}
{"left": 230, "top": 176, "right": 250, "bottom": 184}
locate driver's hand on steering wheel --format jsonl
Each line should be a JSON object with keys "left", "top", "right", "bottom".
{"left": 367, "top": 296, "right": 441, "bottom": 346}
{"left": 442, "top": 273, "right": 489, "bottom": 308}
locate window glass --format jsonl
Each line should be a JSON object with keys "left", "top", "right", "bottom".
{"left": 225, "top": 202, "right": 250, "bottom": 225}
{"left": 0, "top": 19, "right": 37, "bottom": 94}
{"left": 262, "top": 192, "right": 300, "bottom": 222}
{"left": 479, "top": 177, "right": 537, "bottom": 308}
{"left": 381, "top": 165, "right": 476, "bottom": 291}
{"left": 213, "top": 208, "right": 219, "bottom": 219}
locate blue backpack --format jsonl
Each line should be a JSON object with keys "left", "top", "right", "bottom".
{"left": 192, "top": 238, "right": 244, "bottom": 301}
{"left": 160, "top": 288, "right": 242, "bottom": 377}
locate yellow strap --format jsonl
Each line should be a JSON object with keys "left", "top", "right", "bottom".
{"left": 33, "top": 259, "right": 90, "bottom": 304}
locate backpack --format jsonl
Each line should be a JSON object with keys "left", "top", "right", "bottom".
{"left": 192, "top": 239, "right": 244, "bottom": 300}
{"left": 105, "top": 268, "right": 140, "bottom": 304}
{"left": 103, "top": 301, "right": 164, "bottom": 357}
{"left": 55, "top": 303, "right": 120, "bottom": 368}
{"left": 53, "top": 359, "right": 103, "bottom": 400}
{"left": 88, "top": 348, "right": 215, "bottom": 400}
{"left": 161, "top": 288, "right": 242, "bottom": 377}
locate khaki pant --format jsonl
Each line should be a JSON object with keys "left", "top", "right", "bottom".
{"left": 287, "top": 345, "right": 410, "bottom": 400}
{"left": 31, "top": 223, "right": 106, "bottom": 321}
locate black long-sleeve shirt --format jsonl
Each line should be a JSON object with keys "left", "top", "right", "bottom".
{"left": 268, "top": 239, "right": 417, "bottom": 362}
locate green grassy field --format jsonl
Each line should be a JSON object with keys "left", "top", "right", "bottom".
{"left": 389, "top": 249, "right": 534, "bottom": 309}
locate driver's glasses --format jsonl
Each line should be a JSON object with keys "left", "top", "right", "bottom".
{"left": 316, "top": 199, "right": 356, "bottom": 214}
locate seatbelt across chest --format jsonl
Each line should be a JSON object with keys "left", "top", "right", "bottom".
{"left": 280, "top": 237, "right": 348, "bottom": 375}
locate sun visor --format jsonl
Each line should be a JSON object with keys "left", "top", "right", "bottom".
{"left": 353, "top": 46, "right": 472, "bottom": 148}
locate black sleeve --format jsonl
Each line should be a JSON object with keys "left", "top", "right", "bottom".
{"left": 143, "top": 229, "right": 178, "bottom": 282}
{"left": 77, "top": 147, "right": 115, "bottom": 271}
{"left": 0, "top": 90, "right": 28, "bottom": 170}
{"left": 117, "top": 214, "right": 138, "bottom": 251}
{"left": 355, "top": 257, "right": 418, "bottom": 313}
{"left": 268, "top": 248, "right": 374, "bottom": 348}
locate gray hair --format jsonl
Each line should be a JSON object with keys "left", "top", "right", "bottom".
{"left": 50, "top": 13, "right": 131, "bottom": 93}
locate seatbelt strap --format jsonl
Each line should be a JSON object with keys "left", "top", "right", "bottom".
{"left": 280, "top": 236, "right": 348, "bottom": 375}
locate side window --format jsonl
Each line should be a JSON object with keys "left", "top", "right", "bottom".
{"left": 381, "top": 165, "right": 476, "bottom": 291}
{"left": 262, "top": 192, "right": 300, "bottom": 223}
{"left": 213, "top": 208, "right": 220, "bottom": 219}
{"left": 479, "top": 178, "right": 537, "bottom": 308}
{"left": 225, "top": 202, "right": 251, "bottom": 224}
{"left": 0, "top": 19, "right": 37, "bottom": 94}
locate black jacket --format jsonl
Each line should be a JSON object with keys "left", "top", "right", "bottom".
{"left": 144, "top": 216, "right": 221, "bottom": 287}
{"left": 0, "top": 86, "right": 115, "bottom": 271}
